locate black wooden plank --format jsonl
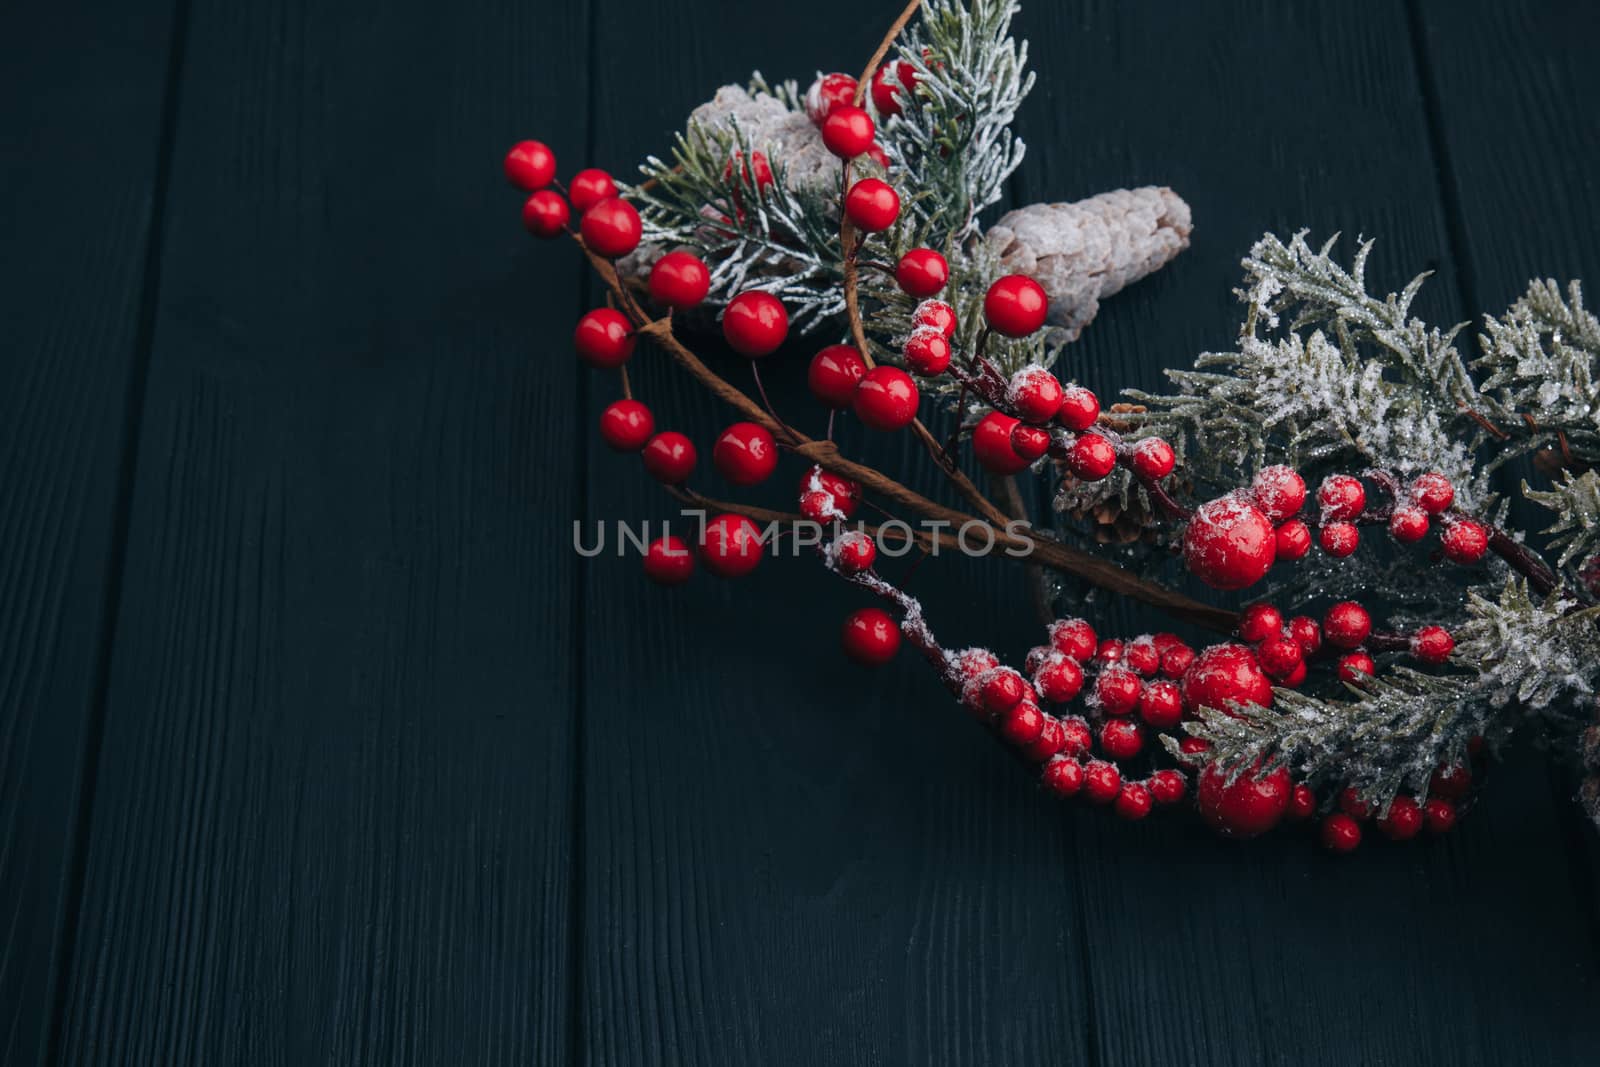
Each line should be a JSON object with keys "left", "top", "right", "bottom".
{"left": 1414, "top": 0, "right": 1600, "bottom": 978}
{"left": 51, "top": 1, "right": 587, "bottom": 1062}
{"left": 0, "top": 3, "right": 177, "bottom": 1064}
{"left": 580, "top": 4, "right": 1092, "bottom": 1063}
{"left": 1012, "top": 1, "right": 1599, "bottom": 1063}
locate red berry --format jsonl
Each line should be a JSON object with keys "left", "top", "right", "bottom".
{"left": 568, "top": 168, "right": 617, "bottom": 213}
{"left": 864, "top": 142, "right": 891, "bottom": 170}
{"left": 981, "top": 669, "right": 1028, "bottom": 714}
{"left": 1095, "top": 639, "right": 1125, "bottom": 665}
{"left": 798, "top": 467, "right": 862, "bottom": 519}
{"left": 1318, "top": 474, "right": 1367, "bottom": 521}
{"left": 1274, "top": 519, "right": 1313, "bottom": 561}
{"left": 983, "top": 274, "right": 1049, "bottom": 337}
{"left": 853, "top": 366, "right": 921, "bottom": 431}
{"left": 505, "top": 140, "right": 557, "bottom": 190}
{"left": 1338, "top": 786, "right": 1373, "bottom": 820}
{"left": 1441, "top": 519, "right": 1489, "bottom": 564}
{"left": 1280, "top": 660, "right": 1308, "bottom": 688}
{"left": 1067, "top": 433, "right": 1117, "bottom": 480}
{"left": 1008, "top": 367, "right": 1064, "bottom": 423}
{"left": 912, "top": 299, "right": 958, "bottom": 338}
{"left": 1181, "top": 644, "right": 1273, "bottom": 714}
{"left": 1179, "top": 736, "right": 1212, "bottom": 755}
{"left": 1197, "top": 761, "right": 1291, "bottom": 838}
{"left": 808, "top": 345, "right": 868, "bottom": 408}
{"left": 722, "top": 290, "right": 789, "bottom": 357}
{"left": 1011, "top": 424, "right": 1051, "bottom": 462}
{"left": 699, "top": 513, "right": 764, "bottom": 578}
{"left": 712, "top": 422, "right": 777, "bottom": 486}
{"left": 642, "top": 535, "right": 694, "bottom": 586}
{"left": 641, "top": 431, "right": 697, "bottom": 484}
{"left": 1288, "top": 616, "right": 1322, "bottom": 654}
{"left": 870, "top": 60, "right": 918, "bottom": 116}
{"left": 1337, "top": 652, "right": 1377, "bottom": 684}
{"left": 1148, "top": 769, "right": 1187, "bottom": 805}
{"left": 821, "top": 105, "right": 875, "bottom": 158}
{"left": 1130, "top": 438, "right": 1176, "bottom": 480}
{"left": 1319, "top": 522, "right": 1360, "bottom": 557}
{"left": 1000, "top": 701, "right": 1045, "bottom": 746}
{"left": 1388, "top": 506, "right": 1430, "bottom": 544}
{"left": 805, "top": 72, "right": 858, "bottom": 124}
{"left": 1050, "top": 619, "right": 1098, "bottom": 661}
{"left": 1114, "top": 781, "right": 1153, "bottom": 820}
{"left": 895, "top": 248, "right": 949, "bottom": 296}
{"left": 1411, "top": 625, "right": 1454, "bottom": 664}
{"left": 1124, "top": 638, "right": 1162, "bottom": 677}
{"left": 1034, "top": 656, "right": 1085, "bottom": 703}
{"left": 956, "top": 648, "right": 1000, "bottom": 681}
{"left": 903, "top": 330, "right": 952, "bottom": 375}
{"left": 1377, "top": 796, "right": 1424, "bottom": 841}
{"left": 1083, "top": 760, "right": 1122, "bottom": 804}
{"left": 1183, "top": 495, "right": 1277, "bottom": 590}
{"left": 1099, "top": 719, "right": 1145, "bottom": 760}
{"left": 844, "top": 178, "right": 900, "bottom": 232}
{"left": 842, "top": 607, "right": 901, "bottom": 665}
{"left": 972, "top": 412, "right": 1031, "bottom": 475}
{"left": 1287, "top": 783, "right": 1317, "bottom": 820}
{"left": 721, "top": 150, "right": 775, "bottom": 191}
{"left": 1423, "top": 797, "right": 1458, "bottom": 833}
{"left": 1024, "top": 716, "right": 1067, "bottom": 762}
{"left": 1042, "top": 757, "right": 1084, "bottom": 797}
{"left": 1095, "top": 669, "right": 1142, "bottom": 716}
{"left": 579, "top": 197, "right": 642, "bottom": 257}
{"left": 1251, "top": 465, "right": 1306, "bottom": 522}
{"left": 1257, "top": 635, "right": 1304, "bottom": 680}
{"left": 1412, "top": 472, "right": 1455, "bottom": 514}
{"left": 1160, "top": 644, "right": 1196, "bottom": 678}
{"left": 1055, "top": 386, "right": 1100, "bottom": 431}
{"left": 521, "top": 190, "right": 570, "bottom": 237}
{"left": 599, "top": 399, "right": 654, "bottom": 452}
{"left": 1238, "top": 603, "right": 1284, "bottom": 644}
{"left": 1138, "top": 679, "right": 1184, "bottom": 730}
{"left": 1429, "top": 763, "right": 1472, "bottom": 801}
{"left": 834, "top": 531, "right": 876, "bottom": 575}
{"left": 648, "top": 251, "right": 711, "bottom": 309}
{"left": 1321, "top": 813, "right": 1363, "bottom": 852}
{"left": 1322, "top": 601, "right": 1371, "bottom": 649}
{"left": 573, "top": 308, "right": 635, "bottom": 368}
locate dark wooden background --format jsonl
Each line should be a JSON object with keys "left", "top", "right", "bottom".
{"left": 4, "top": 0, "right": 1600, "bottom": 1063}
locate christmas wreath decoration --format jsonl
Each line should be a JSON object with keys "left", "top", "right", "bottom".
{"left": 504, "top": 0, "right": 1600, "bottom": 852}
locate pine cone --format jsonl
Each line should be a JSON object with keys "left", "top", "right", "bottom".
{"left": 986, "top": 188, "right": 1193, "bottom": 341}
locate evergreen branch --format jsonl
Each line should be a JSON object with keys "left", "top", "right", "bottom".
{"left": 1524, "top": 469, "right": 1600, "bottom": 571}
{"left": 1475, "top": 278, "right": 1600, "bottom": 465}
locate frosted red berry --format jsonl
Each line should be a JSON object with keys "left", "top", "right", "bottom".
{"left": 1280, "top": 660, "right": 1308, "bottom": 688}
{"left": 1011, "top": 424, "right": 1051, "bottom": 462}
{"left": 1321, "top": 813, "right": 1363, "bottom": 853}
{"left": 1423, "top": 797, "right": 1458, "bottom": 833}
{"left": 1429, "top": 763, "right": 1472, "bottom": 801}
{"left": 903, "top": 331, "right": 952, "bottom": 375}
{"left": 1114, "top": 781, "right": 1153, "bottom": 820}
{"left": 853, "top": 366, "right": 921, "bottom": 431}
{"left": 1000, "top": 701, "right": 1045, "bottom": 746}
{"left": 505, "top": 140, "right": 557, "bottom": 189}
{"left": 1137, "top": 679, "right": 1184, "bottom": 730}
{"left": 1322, "top": 601, "right": 1371, "bottom": 649}
{"left": 1182, "top": 643, "right": 1273, "bottom": 714}
{"left": 1287, "top": 783, "right": 1317, "bottom": 820}
{"left": 1099, "top": 719, "right": 1145, "bottom": 760}
{"left": 579, "top": 197, "right": 642, "bottom": 258}
{"left": 1050, "top": 618, "right": 1098, "bottom": 661}
{"left": 912, "top": 299, "right": 958, "bottom": 338}
{"left": 972, "top": 412, "right": 1030, "bottom": 475}
{"left": 1318, "top": 474, "right": 1367, "bottom": 521}
{"left": 648, "top": 251, "right": 711, "bottom": 309}
{"left": 980, "top": 670, "right": 1027, "bottom": 714}
{"left": 1083, "top": 760, "right": 1122, "bottom": 804}
{"left": 895, "top": 248, "right": 949, "bottom": 297}
{"left": 1148, "top": 769, "right": 1188, "bottom": 805}
{"left": 1251, "top": 465, "right": 1306, "bottom": 522}
{"left": 642, "top": 535, "right": 694, "bottom": 586}
{"left": 1411, "top": 625, "right": 1454, "bottom": 664}
{"left": 983, "top": 274, "right": 1049, "bottom": 337}
{"left": 699, "top": 513, "right": 764, "bottom": 578}
{"left": 1095, "top": 639, "right": 1125, "bottom": 664}
{"left": 722, "top": 290, "right": 789, "bottom": 357}
{"left": 1388, "top": 506, "right": 1430, "bottom": 544}
{"left": 1024, "top": 716, "right": 1067, "bottom": 762}
{"left": 1441, "top": 519, "right": 1489, "bottom": 564}
{"left": 870, "top": 60, "right": 919, "bottom": 116}
{"left": 1183, "top": 495, "right": 1277, "bottom": 590}
{"left": 568, "top": 168, "right": 617, "bottom": 213}
{"left": 808, "top": 344, "right": 867, "bottom": 408}
{"left": 1377, "top": 796, "right": 1424, "bottom": 841}
{"left": 1288, "top": 616, "right": 1322, "bottom": 654}
{"left": 1067, "top": 433, "right": 1117, "bottom": 480}
{"left": 1009, "top": 367, "right": 1064, "bottom": 423}
{"left": 1257, "top": 635, "right": 1304, "bottom": 680}
{"left": 1160, "top": 644, "right": 1195, "bottom": 678}
{"left": 1274, "top": 519, "right": 1312, "bottom": 561}
{"left": 834, "top": 531, "right": 876, "bottom": 575}
{"left": 1034, "top": 656, "right": 1085, "bottom": 703}
{"left": 1094, "top": 669, "right": 1142, "bottom": 717}
{"left": 573, "top": 308, "right": 635, "bottom": 368}
{"left": 1239, "top": 603, "right": 1284, "bottom": 643}
{"left": 844, "top": 178, "right": 900, "bottom": 232}
{"left": 641, "top": 431, "right": 697, "bottom": 484}
{"left": 1412, "top": 472, "right": 1455, "bottom": 514}
{"left": 842, "top": 607, "right": 901, "bottom": 665}
{"left": 1131, "top": 438, "right": 1176, "bottom": 480}
{"left": 798, "top": 467, "right": 862, "bottom": 520}
{"left": 1337, "top": 651, "right": 1377, "bottom": 684}
{"left": 1042, "top": 757, "right": 1084, "bottom": 797}
{"left": 1059, "top": 717, "right": 1093, "bottom": 758}
{"left": 1338, "top": 786, "right": 1374, "bottom": 820}
{"left": 821, "top": 105, "right": 875, "bottom": 158}
{"left": 805, "top": 72, "right": 858, "bottom": 124}
{"left": 599, "top": 399, "right": 654, "bottom": 452}
{"left": 1123, "top": 638, "right": 1161, "bottom": 677}
{"left": 713, "top": 422, "right": 777, "bottom": 486}
{"left": 1319, "top": 521, "right": 1360, "bottom": 557}
{"left": 522, "top": 190, "right": 570, "bottom": 237}
{"left": 1198, "top": 761, "right": 1291, "bottom": 839}
{"left": 1055, "top": 386, "right": 1099, "bottom": 431}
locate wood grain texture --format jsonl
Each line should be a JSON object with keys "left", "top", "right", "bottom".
{"left": 580, "top": 4, "right": 1090, "bottom": 1064}
{"left": 0, "top": 3, "right": 176, "bottom": 1064}
{"left": 50, "top": 0, "right": 587, "bottom": 1062}
{"left": 1011, "top": 1, "right": 1599, "bottom": 1064}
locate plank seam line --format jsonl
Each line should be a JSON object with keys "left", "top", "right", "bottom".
{"left": 40, "top": 0, "right": 194, "bottom": 1060}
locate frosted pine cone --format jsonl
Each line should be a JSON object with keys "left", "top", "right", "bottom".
{"left": 986, "top": 188, "right": 1193, "bottom": 340}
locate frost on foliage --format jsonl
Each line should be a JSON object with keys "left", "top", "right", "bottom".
{"left": 1172, "top": 580, "right": 1600, "bottom": 812}
{"left": 1476, "top": 279, "right": 1600, "bottom": 464}
{"left": 1524, "top": 469, "right": 1600, "bottom": 570}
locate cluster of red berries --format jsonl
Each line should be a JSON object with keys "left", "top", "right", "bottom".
{"left": 1183, "top": 467, "right": 1489, "bottom": 591}
{"left": 803, "top": 71, "right": 899, "bottom": 170}
{"left": 506, "top": 141, "right": 644, "bottom": 257}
